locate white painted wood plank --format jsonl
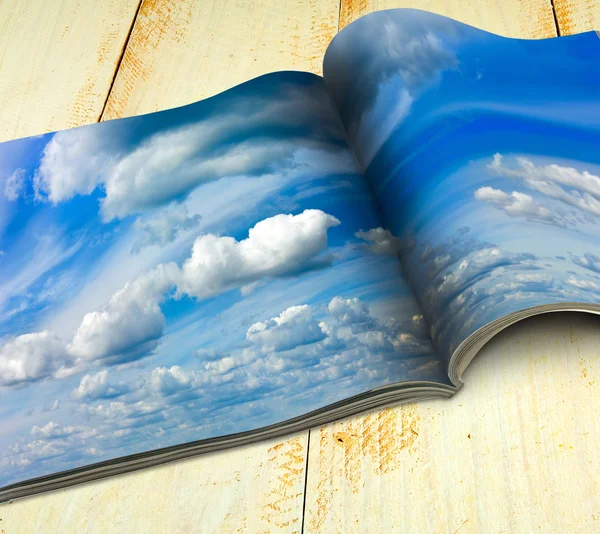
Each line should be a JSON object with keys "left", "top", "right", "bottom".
{"left": 101, "top": 0, "right": 341, "bottom": 120}
{"left": 305, "top": 313, "right": 600, "bottom": 532}
{"left": 554, "top": 0, "right": 600, "bottom": 35}
{"left": 0, "top": 0, "right": 595, "bottom": 532}
{"left": 339, "top": 0, "right": 557, "bottom": 37}
{"left": 0, "top": 434, "right": 308, "bottom": 533}
{"left": 0, "top": 0, "right": 140, "bottom": 142}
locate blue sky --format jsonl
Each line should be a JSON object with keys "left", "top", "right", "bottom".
{"left": 325, "top": 9, "right": 600, "bottom": 362}
{"left": 0, "top": 72, "right": 443, "bottom": 487}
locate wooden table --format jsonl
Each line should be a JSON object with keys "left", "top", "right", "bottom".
{"left": 0, "top": 1, "right": 599, "bottom": 532}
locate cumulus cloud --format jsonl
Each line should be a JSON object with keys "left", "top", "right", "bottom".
{"left": 168, "top": 295, "right": 436, "bottom": 404}
{"left": 491, "top": 273, "right": 555, "bottom": 293}
{"left": 31, "top": 421, "right": 85, "bottom": 439}
{"left": 131, "top": 204, "right": 201, "bottom": 254}
{"left": 0, "top": 331, "right": 71, "bottom": 387}
{"left": 474, "top": 186, "right": 570, "bottom": 228}
{"left": 65, "top": 210, "right": 339, "bottom": 368}
{"left": 176, "top": 210, "right": 340, "bottom": 300}
{"left": 328, "top": 297, "right": 376, "bottom": 333}
{"left": 33, "top": 125, "right": 119, "bottom": 203}
{"left": 246, "top": 305, "right": 326, "bottom": 353}
{"left": 4, "top": 168, "right": 26, "bottom": 201}
{"left": 488, "top": 154, "right": 600, "bottom": 219}
{"left": 71, "top": 370, "right": 133, "bottom": 402}
{"left": 149, "top": 366, "right": 194, "bottom": 396}
{"left": 430, "top": 246, "right": 536, "bottom": 310}
{"left": 1, "top": 292, "right": 442, "bottom": 482}
{"left": 68, "top": 263, "right": 179, "bottom": 365}
{"left": 355, "top": 227, "right": 401, "bottom": 255}
{"left": 3, "top": 211, "right": 341, "bottom": 380}
{"left": 2, "top": 421, "right": 99, "bottom": 476}
{"left": 398, "top": 224, "right": 562, "bottom": 359}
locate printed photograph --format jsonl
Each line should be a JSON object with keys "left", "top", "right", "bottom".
{"left": 0, "top": 72, "right": 442, "bottom": 487}
{"left": 325, "top": 9, "right": 600, "bottom": 362}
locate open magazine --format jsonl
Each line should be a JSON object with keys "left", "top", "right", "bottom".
{"left": 1, "top": 8, "right": 599, "bottom": 500}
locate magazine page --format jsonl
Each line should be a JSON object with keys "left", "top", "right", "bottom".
{"left": 0, "top": 71, "right": 449, "bottom": 495}
{"left": 323, "top": 9, "right": 600, "bottom": 374}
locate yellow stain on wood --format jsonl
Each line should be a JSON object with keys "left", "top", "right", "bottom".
{"left": 308, "top": 405, "right": 421, "bottom": 531}
{"left": 257, "top": 436, "right": 306, "bottom": 531}
{"left": 333, "top": 406, "right": 419, "bottom": 486}
{"left": 103, "top": 0, "right": 192, "bottom": 120}
{"left": 339, "top": 0, "right": 372, "bottom": 30}
{"left": 553, "top": 0, "right": 599, "bottom": 35}
{"left": 309, "top": 429, "right": 336, "bottom": 532}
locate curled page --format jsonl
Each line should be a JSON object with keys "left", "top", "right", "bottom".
{"left": 324, "top": 8, "right": 600, "bottom": 383}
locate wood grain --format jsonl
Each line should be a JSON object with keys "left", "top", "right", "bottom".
{"left": 0, "top": 434, "right": 308, "bottom": 533}
{"left": 305, "top": 313, "right": 600, "bottom": 533}
{"left": 0, "top": 0, "right": 140, "bottom": 142}
{"left": 338, "top": 0, "right": 558, "bottom": 37}
{"left": 554, "top": 0, "right": 600, "bottom": 35}
{"left": 101, "top": 0, "right": 340, "bottom": 120}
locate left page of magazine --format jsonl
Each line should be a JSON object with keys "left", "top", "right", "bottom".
{"left": 0, "top": 71, "right": 447, "bottom": 490}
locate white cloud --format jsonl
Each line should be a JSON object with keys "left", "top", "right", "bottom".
{"left": 327, "top": 297, "right": 376, "bottom": 332}
{"left": 246, "top": 305, "right": 326, "bottom": 353}
{"left": 2, "top": 422, "right": 99, "bottom": 474}
{"left": 204, "top": 357, "right": 239, "bottom": 376}
{"left": 34, "top": 125, "right": 117, "bottom": 203}
{"left": 86, "top": 399, "right": 164, "bottom": 421}
{"left": 71, "top": 370, "right": 133, "bottom": 402}
{"left": 33, "top": 84, "right": 349, "bottom": 220}
{"left": 491, "top": 273, "right": 555, "bottom": 294}
{"left": 131, "top": 203, "right": 201, "bottom": 254}
{"left": 31, "top": 421, "right": 84, "bottom": 439}
{"left": 149, "top": 366, "right": 194, "bottom": 396}
{"left": 176, "top": 210, "right": 340, "bottom": 300}
{"left": 68, "top": 263, "right": 178, "bottom": 365}
{"left": 4, "top": 168, "right": 26, "bottom": 201}
{"left": 571, "top": 252, "right": 600, "bottom": 274}
{"left": 0, "top": 331, "right": 71, "bottom": 387}
{"left": 426, "top": 246, "right": 537, "bottom": 315}
{"left": 100, "top": 128, "right": 296, "bottom": 220}
{"left": 7, "top": 211, "right": 341, "bottom": 377}
{"left": 474, "top": 186, "right": 569, "bottom": 227}
{"left": 5, "top": 293, "right": 439, "bottom": 477}
{"left": 488, "top": 154, "right": 600, "bottom": 218}
{"left": 566, "top": 276, "right": 600, "bottom": 292}
{"left": 355, "top": 227, "right": 401, "bottom": 255}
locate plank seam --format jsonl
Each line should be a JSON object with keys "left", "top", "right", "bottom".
{"left": 98, "top": 0, "right": 145, "bottom": 122}
{"left": 549, "top": 0, "right": 562, "bottom": 36}
{"left": 300, "top": 428, "right": 311, "bottom": 533}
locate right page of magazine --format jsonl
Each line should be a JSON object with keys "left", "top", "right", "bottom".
{"left": 323, "top": 8, "right": 600, "bottom": 374}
